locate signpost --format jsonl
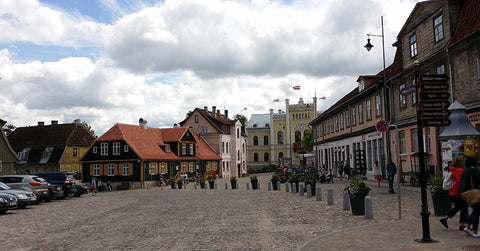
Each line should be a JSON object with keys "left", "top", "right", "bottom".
{"left": 376, "top": 120, "right": 389, "bottom": 133}
{"left": 418, "top": 74, "right": 451, "bottom": 127}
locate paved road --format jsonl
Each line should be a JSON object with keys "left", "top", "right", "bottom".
{"left": 0, "top": 173, "right": 459, "bottom": 250}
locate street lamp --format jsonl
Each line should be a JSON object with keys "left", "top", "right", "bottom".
{"left": 364, "top": 16, "right": 391, "bottom": 178}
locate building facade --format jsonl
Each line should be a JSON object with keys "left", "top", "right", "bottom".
{"left": 180, "top": 106, "right": 247, "bottom": 178}
{"left": 0, "top": 119, "right": 20, "bottom": 175}
{"left": 247, "top": 97, "right": 317, "bottom": 170}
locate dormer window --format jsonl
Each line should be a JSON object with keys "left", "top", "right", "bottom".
{"left": 358, "top": 79, "right": 364, "bottom": 92}
{"left": 165, "top": 145, "right": 170, "bottom": 153}
{"left": 253, "top": 124, "right": 257, "bottom": 128}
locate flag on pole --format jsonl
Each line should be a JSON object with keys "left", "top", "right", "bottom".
{"left": 273, "top": 99, "right": 279, "bottom": 102}
{"left": 319, "top": 96, "right": 326, "bottom": 100}
{"left": 293, "top": 85, "right": 300, "bottom": 90}
{"left": 242, "top": 107, "right": 247, "bottom": 111}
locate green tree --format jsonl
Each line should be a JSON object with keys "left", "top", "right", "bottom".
{"left": 301, "top": 130, "right": 313, "bottom": 152}
{"left": 233, "top": 114, "right": 247, "bottom": 127}
{"left": 73, "top": 119, "right": 96, "bottom": 137}
{"left": 186, "top": 111, "right": 193, "bottom": 118}
{"left": 4, "top": 123, "right": 16, "bottom": 136}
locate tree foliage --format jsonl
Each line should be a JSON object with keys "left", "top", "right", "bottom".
{"left": 73, "top": 119, "right": 96, "bottom": 137}
{"left": 4, "top": 124, "right": 16, "bottom": 136}
{"left": 233, "top": 114, "right": 247, "bottom": 127}
{"left": 301, "top": 130, "right": 313, "bottom": 152}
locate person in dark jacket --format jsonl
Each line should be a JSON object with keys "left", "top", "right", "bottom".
{"left": 439, "top": 156, "right": 467, "bottom": 230}
{"left": 343, "top": 161, "right": 351, "bottom": 180}
{"left": 460, "top": 156, "right": 480, "bottom": 237}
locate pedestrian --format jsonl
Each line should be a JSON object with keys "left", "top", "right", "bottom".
{"left": 343, "top": 161, "right": 351, "bottom": 180}
{"left": 460, "top": 156, "right": 480, "bottom": 237}
{"left": 90, "top": 178, "right": 96, "bottom": 196}
{"left": 106, "top": 180, "right": 112, "bottom": 191}
{"left": 373, "top": 160, "right": 382, "bottom": 188}
{"left": 97, "top": 179, "right": 105, "bottom": 192}
{"left": 439, "top": 156, "right": 467, "bottom": 230}
{"left": 338, "top": 161, "right": 344, "bottom": 181}
{"left": 388, "top": 162, "right": 396, "bottom": 194}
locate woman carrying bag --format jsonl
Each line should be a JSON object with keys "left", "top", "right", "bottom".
{"left": 440, "top": 156, "right": 468, "bottom": 230}
{"left": 460, "top": 156, "right": 480, "bottom": 237}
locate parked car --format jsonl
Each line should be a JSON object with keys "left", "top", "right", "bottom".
{"left": 34, "top": 172, "right": 77, "bottom": 198}
{"left": 0, "top": 182, "right": 37, "bottom": 209}
{"left": 47, "top": 183, "right": 64, "bottom": 200}
{"left": 74, "top": 183, "right": 89, "bottom": 197}
{"left": 0, "top": 193, "right": 18, "bottom": 214}
{"left": 0, "top": 175, "right": 50, "bottom": 202}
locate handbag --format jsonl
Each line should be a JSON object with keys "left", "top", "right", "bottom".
{"left": 462, "top": 172, "right": 480, "bottom": 206}
{"left": 443, "top": 171, "right": 453, "bottom": 190}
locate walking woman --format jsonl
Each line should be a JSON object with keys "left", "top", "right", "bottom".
{"left": 373, "top": 161, "right": 382, "bottom": 188}
{"left": 460, "top": 156, "right": 480, "bottom": 237}
{"left": 439, "top": 156, "right": 467, "bottom": 230}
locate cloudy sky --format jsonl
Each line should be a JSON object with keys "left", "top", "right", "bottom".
{"left": 0, "top": 0, "right": 418, "bottom": 136}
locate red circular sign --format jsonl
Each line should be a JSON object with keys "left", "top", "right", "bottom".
{"left": 376, "top": 120, "right": 389, "bottom": 132}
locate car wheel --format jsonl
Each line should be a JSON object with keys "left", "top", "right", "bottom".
{"left": 0, "top": 210, "right": 6, "bottom": 214}
{"left": 18, "top": 204, "right": 27, "bottom": 209}
{"left": 44, "top": 198, "right": 52, "bottom": 202}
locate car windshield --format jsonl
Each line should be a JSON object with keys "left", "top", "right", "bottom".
{"left": 0, "top": 182, "right": 12, "bottom": 190}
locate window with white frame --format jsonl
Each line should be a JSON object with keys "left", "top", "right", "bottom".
{"left": 437, "top": 65, "right": 445, "bottom": 74}
{"left": 165, "top": 145, "right": 170, "bottom": 153}
{"left": 93, "top": 146, "right": 98, "bottom": 154}
{"left": 434, "top": 14, "right": 444, "bottom": 42}
{"left": 194, "top": 115, "right": 199, "bottom": 123}
{"left": 124, "top": 145, "right": 129, "bottom": 152}
{"left": 182, "top": 162, "right": 187, "bottom": 172}
{"left": 399, "top": 131, "right": 406, "bottom": 153}
{"left": 161, "top": 162, "right": 166, "bottom": 174}
{"left": 150, "top": 163, "right": 156, "bottom": 175}
{"left": 122, "top": 163, "right": 130, "bottom": 176}
{"left": 376, "top": 95, "right": 382, "bottom": 117}
{"left": 352, "top": 107, "right": 356, "bottom": 126}
{"left": 366, "top": 99, "right": 372, "bottom": 121}
{"left": 412, "top": 129, "right": 419, "bottom": 152}
{"left": 189, "top": 162, "right": 194, "bottom": 172}
{"left": 358, "top": 104, "right": 363, "bottom": 124}
{"left": 101, "top": 143, "right": 108, "bottom": 156}
{"left": 108, "top": 163, "right": 115, "bottom": 176}
{"left": 201, "top": 126, "right": 208, "bottom": 133}
{"left": 335, "top": 116, "right": 338, "bottom": 131}
{"left": 113, "top": 142, "right": 120, "bottom": 155}
{"left": 189, "top": 144, "right": 194, "bottom": 155}
{"left": 345, "top": 110, "right": 350, "bottom": 128}
{"left": 340, "top": 113, "right": 344, "bottom": 130}
{"left": 409, "top": 34, "right": 417, "bottom": 58}
{"left": 72, "top": 147, "right": 78, "bottom": 158}
{"left": 411, "top": 78, "right": 417, "bottom": 105}
{"left": 181, "top": 144, "right": 186, "bottom": 155}
{"left": 93, "top": 164, "right": 100, "bottom": 176}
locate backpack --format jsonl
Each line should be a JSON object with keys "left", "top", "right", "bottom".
{"left": 442, "top": 171, "right": 454, "bottom": 190}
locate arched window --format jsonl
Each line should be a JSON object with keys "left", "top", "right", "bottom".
{"left": 263, "top": 135, "right": 269, "bottom": 145}
{"left": 278, "top": 152, "right": 284, "bottom": 160}
{"left": 277, "top": 131, "right": 284, "bottom": 144}
{"left": 254, "top": 153, "right": 259, "bottom": 162}
{"left": 253, "top": 136, "right": 258, "bottom": 145}
{"left": 264, "top": 152, "right": 269, "bottom": 162}
{"left": 295, "top": 130, "right": 301, "bottom": 143}
{"left": 237, "top": 128, "right": 240, "bottom": 138}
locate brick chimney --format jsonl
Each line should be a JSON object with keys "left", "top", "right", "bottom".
{"left": 38, "top": 121, "right": 45, "bottom": 126}
{"left": 224, "top": 110, "right": 228, "bottom": 119}
{"left": 139, "top": 118, "right": 148, "bottom": 129}
{"left": 51, "top": 120, "right": 58, "bottom": 125}
{"left": 212, "top": 106, "right": 216, "bottom": 115}
{"left": 204, "top": 106, "right": 208, "bottom": 111}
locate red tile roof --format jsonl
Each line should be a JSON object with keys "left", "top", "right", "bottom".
{"left": 8, "top": 123, "right": 95, "bottom": 147}
{"left": 448, "top": 0, "right": 480, "bottom": 46}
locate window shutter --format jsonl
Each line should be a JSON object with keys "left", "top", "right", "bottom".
{"left": 90, "top": 164, "right": 93, "bottom": 175}
{"left": 129, "top": 163, "right": 133, "bottom": 175}
{"left": 114, "top": 164, "right": 119, "bottom": 176}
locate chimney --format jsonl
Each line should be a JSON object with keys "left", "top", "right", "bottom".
{"left": 224, "top": 110, "right": 228, "bottom": 119}
{"left": 38, "top": 121, "right": 45, "bottom": 126}
{"left": 51, "top": 120, "right": 58, "bottom": 125}
{"left": 204, "top": 106, "right": 208, "bottom": 111}
{"left": 139, "top": 118, "right": 148, "bottom": 129}
{"left": 212, "top": 106, "right": 216, "bottom": 115}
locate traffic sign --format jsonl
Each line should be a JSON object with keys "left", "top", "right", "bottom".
{"left": 421, "top": 110, "right": 451, "bottom": 118}
{"left": 422, "top": 119, "right": 451, "bottom": 127}
{"left": 421, "top": 84, "right": 449, "bottom": 91}
{"left": 421, "top": 92, "right": 450, "bottom": 100}
{"left": 421, "top": 101, "right": 450, "bottom": 109}
{"left": 420, "top": 74, "right": 449, "bottom": 82}
{"left": 376, "top": 120, "right": 389, "bottom": 133}
{"left": 401, "top": 85, "right": 416, "bottom": 95}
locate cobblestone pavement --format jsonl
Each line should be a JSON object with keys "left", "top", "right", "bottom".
{"left": 0, "top": 173, "right": 457, "bottom": 250}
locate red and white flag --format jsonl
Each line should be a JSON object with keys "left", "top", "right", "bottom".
{"left": 273, "top": 99, "right": 279, "bottom": 102}
{"left": 293, "top": 85, "right": 300, "bottom": 90}
{"left": 319, "top": 96, "right": 326, "bottom": 100}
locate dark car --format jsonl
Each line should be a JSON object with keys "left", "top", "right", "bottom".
{"left": 74, "top": 183, "right": 89, "bottom": 197}
{"left": 34, "top": 172, "right": 77, "bottom": 198}
{"left": 47, "top": 183, "right": 64, "bottom": 200}
{"left": 0, "top": 182, "right": 37, "bottom": 209}
{"left": 0, "top": 193, "right": 18, "bottom": 214}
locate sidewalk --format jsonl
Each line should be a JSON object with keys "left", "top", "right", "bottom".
{"left": 299, "top": 180, "right": 480, "bottom": 251}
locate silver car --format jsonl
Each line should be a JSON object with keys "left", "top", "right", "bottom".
{"left": 0, "top": 175, "right": 49, "bottom": 202}
{"left": 0, "top": 193, "right": 18, "bottom": 214}
{"left": 0, "top": 182, "right": 37, "bottom": 209}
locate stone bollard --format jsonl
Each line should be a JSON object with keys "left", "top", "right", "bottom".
{"left": 268, "top": 182, "right": 272, "bottom": 191}
{"left": 327, "top": 188, "right": 334, "bottom": 205}
{"left": 194, "top": 183, "right": 197, "bottom": 190}
{"left": 225, "top": 183, "right": 228, "bottom": 190}
{"left": 246, "top": 183, "right": 250, "bottom": 190}
{"left": 258, "top": 183, "right": 261, "bottom": 190}
{"left": 214, "top": 183, "right": 217, "bottom": 189}
{"left": 343, "top": 192, "right": 350, "bottom": 210}
{"left": 292, "top": 184, "right": 297, "bottom": 194}
{"left": 365, "top": 196, "right": 373, "bottom": 219}
{"left": 316, "top": 187, "right": 322, "bottom": 201}
{"left": 299, "top": 184, "right": 304, "bottom": 196}
{"left": 306, "top": 185, "right": 312, "bottom": 198}
{"left": 285, "top": 182, "right": 290, "bottom": 192}
{"left": 277, "top": 181, "right": 281, "bottom": 191}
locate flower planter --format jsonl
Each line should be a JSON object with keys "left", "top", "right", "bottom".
{"left": 231, "top": 181, "right": 237, "bottom": 189}
{"left": 200, "top": 181, "right": 206, "bottom": 189}
{"left": 209, "top": 181, "right": 215, "bottom": 189}
{"left": 432, "top": 190, "right": 452, "bottom": 216}
{"left": 271, "top": 180, "right": 279, "bottom": 190}
{"left": 170, "top": 183, "right": 175, "bottom": 189}
{"left": 177, "top": 183, "right": 183, "bottom": 189}
{"left": 349, "top": 188, "right": 370, "bottom": 215}
{"left": 251, "top": 180, "right": 258, "bottom": 190}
